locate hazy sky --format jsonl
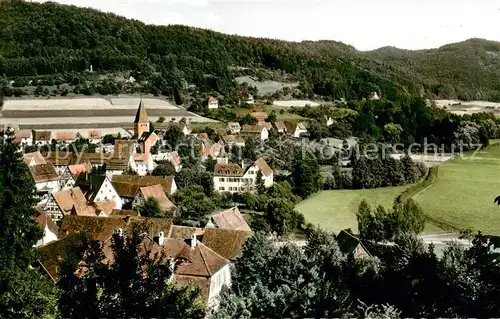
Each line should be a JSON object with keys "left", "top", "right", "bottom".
{"left": 34, "top": 0, "right": 500, "bottom": 51}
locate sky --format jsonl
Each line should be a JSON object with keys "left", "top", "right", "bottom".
{"left": 33, "top": 0, "right": 500, "bottom": 51}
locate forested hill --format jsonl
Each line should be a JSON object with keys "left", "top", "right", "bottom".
{"left": 1, "top": 0, "right": 500, "bottom": 101}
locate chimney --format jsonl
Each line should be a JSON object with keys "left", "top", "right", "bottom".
{"left": 241, "top": 159, "right": 244, "bottom": 169}
{"left": 158, "top": 231, "right": 165, "bottom": 246}
{"left": 190, "top": 234, "right": 197, "bottom": 248}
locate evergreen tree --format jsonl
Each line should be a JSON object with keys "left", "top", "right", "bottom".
{"left": 58, "top": 223, "right": 205, "bottom": 318}
{"left": 0, "top": 131, "right": 59, "bottom": 317}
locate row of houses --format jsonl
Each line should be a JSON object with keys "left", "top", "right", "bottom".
{"left": 15, "top": 130, "right": 104, "bottom": 146}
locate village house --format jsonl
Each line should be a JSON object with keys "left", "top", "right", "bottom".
{"left": 60, "top": 163, "right": 90, "bottom": 190}
{"left": 54, "top": 131, "right": 77, "bottom": 145}
{"left": 132, "top": 184, "right": 175, "bottom": 212}
{"left": 273, "top": 121, "right": 287, "bottom": 134}
{"left": 208, "top": 96, "right": 219, "bottom": 109}
{"left": 75, "top": 174, "right": 122, "bottom": 210}
{"left": 220, "top": 134, "right": 246, "bottom": 147}
{"left": 14, "top": 129, "right": 33, "bottom": 145}
{"left": 112, "top": 175, "right": 177, "bottom": 207}
{"left": 226, "top": 122, "right": 241, "bottom": 135}
{"left": 205, "top": 207, "right": 252, "bottom": 232}
{"left": 336, "top": 230, "right": 371, "bottom": 259}
{"left": 23, "top": 151, "right": 47, "bottom": 167}
{"left": 195, "top": 134, "right": 222, "bottom": 160}
{"left": 241, "top": 124, "right": 269, "bottom": 141}
{"left": 213, "top": 157, "right": 273, "bottom": 194}
{"left": 156, "top": 121, "right": 192, "bottom": 136}
{"left": 44, "top": 186, "right": 114, "bottom": 221}
{"left": 33, "top": 208, "right": 59, "bottom": 247}
{"left": 29, "top": 163, "right": 60, "bottom": 201}
{"left": 250, "top": 111, "right": 267, "bottom": 124}
{"left": 285, "top": 121, "right": 308, "bottom": 138}
{"left": 106, "top": 140, "right": 136, "bottom": 178}
{"left": 46, "top": 151, "right": 76, "bottom": 175}
{"left": 137, "top": 131, "right": 159, "bottom": 154}
{"left": 86, "top": 130, "right": 102, "bottom": 144}
{"left": 39, "top": 216, "right": 253, "bottom": 307}
{"left": 260, "top": 122, "right": 273, "bottom": 131}
{"left": 34, "top": 131, "right": 52, "bottom": 146}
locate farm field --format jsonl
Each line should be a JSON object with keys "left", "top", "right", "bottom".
{"left": 414, "top": 143, "right": 500, "bottom": 235}
{"left": 296, "top": 186, "right": 421, "bottom": 233}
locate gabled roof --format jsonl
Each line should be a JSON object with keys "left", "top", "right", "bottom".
{"left": 23, "top": 151, "right": 47, "bottom": 166}
{"left": 138, "top": 184, "right": 175, "bottom": 211}
{"left": 211, "top": 207, "right": 251, "bottom": 232}
{"left": 252, "top": 157, "right": 273, "bottom": 176}
{"left": 227, "top": 122, "right": 241, "bottom": 130}
{"left": 46, "top": 151, "right": 74, "bottom": 166}
{"left": 208, "top": 96, "right": 217, "bottom": 103}
{"left": 58, "top": 215, "right": 173, "bottom": 242}
{"left": 138, "top": 131, "right": 158, "bottom": 143}
{"left": 35, "top": 131, "right": 51, "bottom": 141}
{"left": 75, "top": 174, "right": 109, "bottom": 202}
{"left": 55, "top": 131, "right": 76, "bottom": 141}
{"left": 241, "top": 124, "right": 266, "bottom": 134}
{"left": 15, "top": 129, "right": 32, "bottom": 139}
{"left": 202, "top": 228, "right": 252, "bottom": 260}
{"left": 169, "top": 151, "right": 181, "bottom": 166}
{"left": 34, "top": 207, "right": 59, "bottom": 235}
{"left": 112, "top": 175, "right": 176, "bottom": 197}
{"left": 336, "top": 230, "right": 371, "bottom": 257}
{"left": 68, "top": 164, "right": 89, "bottom": 179}
{"left": 214, "top": 163, "right": 243, "bottom": 177}
{"left": 250, "top": 111, "right": 268, "bottom": 121}
{"left": 273, "top": 121, "right": 287, "bottom": 131}
{"left": 260, "top": 122, "right": 273, "bottom": 130}
{"left": 169, "top": 225, "right": 205, "bottom": 240}
{"left": 51, "top": 187, "right": 89, "bottom": 215}
{"left": 134, "top": 100, "right": 149, "bottom": 124}
{"left": 29, "top": 164, "right": 59, "bottom": 183}
{"left": 221, "top": 135, "right": 245, "bottom": 144}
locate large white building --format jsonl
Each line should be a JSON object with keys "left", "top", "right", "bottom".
{"left": 213, "top": 157, "right": 273, "bottom": 194}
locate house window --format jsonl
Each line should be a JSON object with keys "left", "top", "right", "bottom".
{"left": 240, "top": 187, "right": 244, "bottom": 191}
{"left": 219, "top": 177, "right": 225, "bottom": 182}
{"left": 219, "top": 187, "right": 225, "bottom": 191}
{"left": 249, "top": 171, "right": 254, "bottom": 174}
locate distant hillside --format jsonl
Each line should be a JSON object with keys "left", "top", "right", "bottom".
{"left": 367, "top": 38, "right": 500, "bottom": 101}
{"left": 1, "top": 0, "right": 500, "bottom": 101}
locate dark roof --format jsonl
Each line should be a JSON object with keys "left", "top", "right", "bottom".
{"left": 336, "top": 230, "right": 371, "bottom": 258}
{"left": 202, "top": 228, "right": 252, "bottom": 260}
{"left": 112, "top": 175, "right": 176, "bottom": 196}
{"left": 138, "top": 131, "right": 154, "bottom": 143}
{"left": 58, "top": 215, "right": 173, "bottom": 242}
{"left": 35, "top": 131, "right": 51, "bottom": 141}
{"left": 29, "top": 164, "right": 59, "bottom": 183}
{"left": 75, "top": 174, "right": 108, "bottom": 202}
{"left": 214, "top": 163, "right": 243, "bottom": 177}
{"left": 134, "top": 100, "right": 149, "bottom": 124}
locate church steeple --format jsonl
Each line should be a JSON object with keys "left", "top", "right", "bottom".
{"left": 133, "top": 98, "right": 150, "bottom": 138}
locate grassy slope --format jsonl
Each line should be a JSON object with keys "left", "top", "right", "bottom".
{"left": 295, "top": 186, "right": 410, "bottom": 233}
{"left": 415, "top": 144, "right": 500, "bottom": 235}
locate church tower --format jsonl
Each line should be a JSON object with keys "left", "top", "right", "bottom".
{"left": 134, "top": 99, "right": 150, "bottom": 139}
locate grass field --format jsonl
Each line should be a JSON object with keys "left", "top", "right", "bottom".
{"left": 414, "top": 143, "right": 500, "bottom": 235}
{"left": 296, "top": 186, "right": 410, "bottom": 233}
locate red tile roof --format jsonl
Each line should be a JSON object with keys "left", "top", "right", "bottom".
{"left": 213, "top": 163, "right": 243, "bottom": 177}
{"left": 211, "top": 207, "right": 251, "bottom": 231}
{"left": 139, "top": 184, "right": 175, "bottom": 211}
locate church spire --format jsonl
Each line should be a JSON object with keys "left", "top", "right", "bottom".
{"left": 134, "top": 98, "right": 149, "bottom": 124}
